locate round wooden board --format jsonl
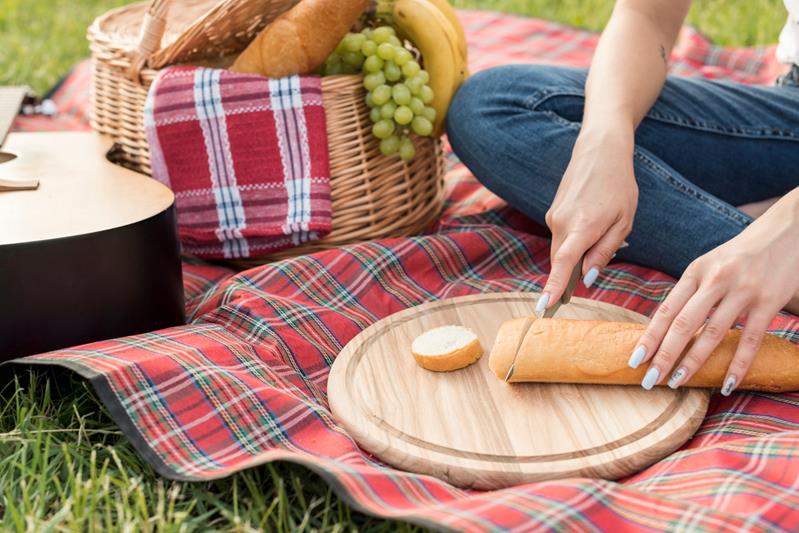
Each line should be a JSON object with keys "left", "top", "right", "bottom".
{"left": 328, "top": 293, "right": 710, "bottom": 490}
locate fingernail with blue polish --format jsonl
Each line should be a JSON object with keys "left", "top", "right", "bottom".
{"left": 721, "top": 375, "right": 737, "bottom": 396}
{"left": 628, "top": 346, "right": 647, "bottom": 369}
{"left": 535, "top": 293, "right": 550, "bottom": 317}
{"left": 642, "top": 367, "right": 660, "bottom": 390}
{"left": 583, "top": 267, "right": 599, "bottom": 289}
{"left": 668, "top": 367, "right": 687, "bottom": 389}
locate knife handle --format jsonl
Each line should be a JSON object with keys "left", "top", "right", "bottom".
{"left": 561, "top": 256, "right": 584, "bottom": 305}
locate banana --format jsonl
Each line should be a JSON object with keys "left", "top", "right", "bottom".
{"left": 392, "top": 0, "right": 466, "bottom": 136}
{"left": 420, "top": 0, "right": 469, "bottom": 75}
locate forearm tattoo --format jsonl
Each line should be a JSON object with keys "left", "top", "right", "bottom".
{"left": 659, "top": 44, "right": 668, "bottom": 66}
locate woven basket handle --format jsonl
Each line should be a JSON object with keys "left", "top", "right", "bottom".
{"left": 128, "top": 0, "right": 170, "bottom": 82}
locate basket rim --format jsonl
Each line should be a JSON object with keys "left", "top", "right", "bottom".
{"left": 87, "top": 0, "right": 300, "bottom": 70}
{"left": 88, "top": 1, "right": 151, "bottom": 53}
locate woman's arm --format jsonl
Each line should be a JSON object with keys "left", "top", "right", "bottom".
{"left": 582, "top": 0, "right": 691, "bottom": 137}
{"left": 541, "top": 0, "right": 692, "bottom": 308}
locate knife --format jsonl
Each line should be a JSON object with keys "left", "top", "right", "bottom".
{"left": 504, "top": 255, "right": 585, "bottom": 382}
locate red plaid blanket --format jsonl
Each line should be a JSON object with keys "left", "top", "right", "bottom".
{"left": 145, "top": 67, "right": 331, "bottom": 259}
{"left": 13, "top": 11, "right": 799, "bottom": 532}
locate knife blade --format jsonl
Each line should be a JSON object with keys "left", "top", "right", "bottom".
{"left": 504, "top": 255, "right": 585, "bottom": 382}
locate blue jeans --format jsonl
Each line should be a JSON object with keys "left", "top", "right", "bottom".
{"left": 446, "top": 65, "right": 799, "bottom": 278}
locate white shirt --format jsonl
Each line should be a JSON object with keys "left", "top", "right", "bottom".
{"left": 777, "top": 0, "right": 799, "bottom": 64}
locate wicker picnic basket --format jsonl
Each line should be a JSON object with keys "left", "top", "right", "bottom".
{"left": 87, "top": 0, "right": 445, "bottom": 261}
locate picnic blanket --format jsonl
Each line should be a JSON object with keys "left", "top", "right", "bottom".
{"left": 145, "top": 67, "right": 331, "bottom": 259}
{"left": 12, "top": 11, "right": 799, "bottom": 532}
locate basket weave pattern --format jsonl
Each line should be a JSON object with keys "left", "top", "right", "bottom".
{"left": 88, "top": 0, "right": 445, "bottom": 260}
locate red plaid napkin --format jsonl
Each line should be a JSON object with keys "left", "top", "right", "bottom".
{"left": 144, "top": 67, "right": 332, "bottom": 259}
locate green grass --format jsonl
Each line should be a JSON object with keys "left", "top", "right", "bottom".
{"left": 0, "top": 0, "right": 130, "bottom": 95}
{"left": 451, "top": 0, "right": 786, "bottom": 47}
{"left": 0, "top": 0, "right": 789, "bottom": 530}
{"left": 1, "top": 368, "right": 424, "bottom": 531}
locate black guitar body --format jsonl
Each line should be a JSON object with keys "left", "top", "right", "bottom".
{"left": 0, "top": 206, "right": 184, "bottom": 359}
{"left": 0, "top": 131, "right": 185, "bottom": 360}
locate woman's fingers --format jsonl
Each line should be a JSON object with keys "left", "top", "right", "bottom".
{"left": 539, "top": 232, "right": 589, "bottom": 314}
{"left": 629, "top": 273, "right": 699, "bottom": 370}
{"left": 641, "top": 286, "right": 724, "bottom": 389}
{"left": 582, "top": 223, "right": 631, "bottom": 289}
{"left": 721, "top": 309, "right": 772, "bottom": 396}
{"left": 633, "top": 276, "right": 773, "bottom": 395}
{"left": 665, "top": 294, "right": 748, "bottom": 389}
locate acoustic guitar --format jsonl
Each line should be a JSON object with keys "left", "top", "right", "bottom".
{"left": 0, "top": 111, "right": 184, "bottom": 359}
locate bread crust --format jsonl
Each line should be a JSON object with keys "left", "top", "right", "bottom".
{"left": 486, "top": 316, "right": 532, "bottom": 378}
{"left": 231, "top": 0, "right": 369, "bottom": 78}
{"left": 412, "top": 337, "right": 483, "bottom": 372}
{"left": 489, "top": 318, "right": 799, "bottom": 392}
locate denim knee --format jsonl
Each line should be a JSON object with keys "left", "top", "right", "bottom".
{"left": 446, "top": 66, "right": 503, "bottom": 148}
{"left": 446, "top": 65, "right": 586, "bottom": 148}
{"left": 445, "top": 65, "right": 589, "bottom": 225}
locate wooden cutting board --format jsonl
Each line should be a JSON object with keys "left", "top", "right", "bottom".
{"left": 328, "top": 293, "right": 710, "bottom": 490}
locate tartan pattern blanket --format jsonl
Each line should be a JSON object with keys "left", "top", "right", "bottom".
{"left": 145, "top": 67, "right": 331, "bottom": 259}
{"left": 13, "top": 11, "right": 799, "bottom": 532}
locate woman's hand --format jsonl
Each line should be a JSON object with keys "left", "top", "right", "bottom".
{"left": 539, "top": 129, "right": 639, "bottom": 312}
{"left": 630, "top": 188, "right": 799, "bottom": 395}
{"left": 538, "top": 0, "right": 691, "bottom": 313}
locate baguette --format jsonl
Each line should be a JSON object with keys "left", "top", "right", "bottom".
{"left": 230, "top": 0, "right": 369, "bottom": 78}
{"left": 489, "top": 317, "right": 799, "bottom": 392}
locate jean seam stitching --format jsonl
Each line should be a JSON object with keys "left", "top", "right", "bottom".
{"left": 524, "top": 90, "right": 585, "bottom": 130}
{"left": 644, "top": 110, "right": 799, "bottom": 140}
{"left": 524, "top": 89, "right": 585, "bottom": 112}
{"left": 634, "top": 150, "right": 751, "bottom": 227}
{"left": 540, "top": 110, "right": 582, "bottom": 129}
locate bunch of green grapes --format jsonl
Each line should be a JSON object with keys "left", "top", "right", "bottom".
{"left": 324, "top": 26, "right": 436, "bottom": 161}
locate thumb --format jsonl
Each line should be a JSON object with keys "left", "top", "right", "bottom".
{"left": 541, "top": 232, "right": 591, "bottom": 311}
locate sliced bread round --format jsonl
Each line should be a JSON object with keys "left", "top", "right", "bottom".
{"left": 411, "top": 325, "right": 483, "bottom": 372}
